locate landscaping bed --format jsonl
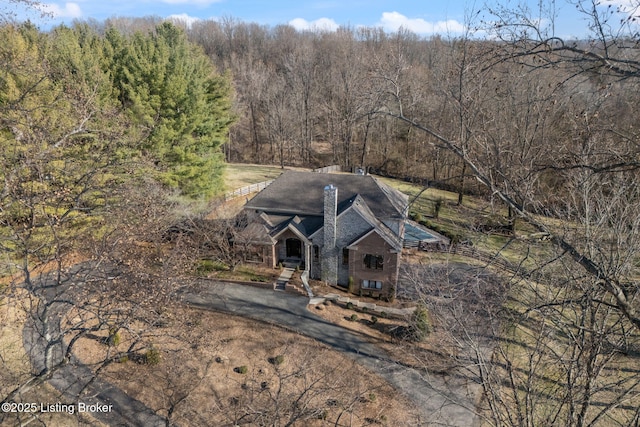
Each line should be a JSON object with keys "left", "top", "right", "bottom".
{"left": 309, "top": 299, "right": 458, "bottom": 373}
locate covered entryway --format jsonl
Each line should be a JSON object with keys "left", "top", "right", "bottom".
{"left": 274, "top": 226, "right": 310, "bottom": 270}
{"left": 285, "top": 238, "right": 302, "bottom": 258}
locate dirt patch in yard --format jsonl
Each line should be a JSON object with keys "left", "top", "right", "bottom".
{"left": 69, "top": 306, "right": 422, "bottom": 426}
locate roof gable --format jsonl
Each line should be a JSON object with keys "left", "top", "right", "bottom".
{"left": 308, "top": 193, "right": 403, "bottom": 248}
{"left": 346, "top": 228, "right": 402, "bottom": 252}
{"left": 271, "top": 220, "right": 312, "bottom": 244}
{"left": 237, "top": 222, "right": 276, "bottom": 245}
{"left": 346, "top": 199, "right": 403, "bottom": 250}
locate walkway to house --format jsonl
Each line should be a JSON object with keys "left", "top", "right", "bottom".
{"left": 275, "top": 267, "right": 295, "bottom": 290}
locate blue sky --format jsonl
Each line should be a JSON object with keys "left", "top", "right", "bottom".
{"left": 15, "top": 0, "right": 640, "bottom": 38}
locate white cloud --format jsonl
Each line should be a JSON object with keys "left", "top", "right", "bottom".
{"left": 289, "top": 17, "right": 339, "bottom": 32}
{"left": 40, "top": 2, "right": 82, "bottom": 19}
{"left": 167, "top": 13, "right": 201, "bottom": 28}
{"left": 378, "top": 11, "right": 465, "bottom": 35}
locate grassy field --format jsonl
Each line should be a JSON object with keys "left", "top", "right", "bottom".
{"left": 223, "top": 163, "right": 294, "bottom": 191}
{"left": 375, "top": 176, "right": 640, "bottom": 426}
{"left": 491, "top": 276, "right": 640, "bottom": 426}
{"left": 377, "top": 176, "right": 554, "bottom": 270}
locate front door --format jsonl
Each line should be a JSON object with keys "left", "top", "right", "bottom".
{"left": 285, "top": 238, "right": 302, "bottom": 258}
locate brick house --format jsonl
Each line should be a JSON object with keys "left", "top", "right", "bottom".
{"left": 237, "top": 171, "right": 408, "bottom": 299}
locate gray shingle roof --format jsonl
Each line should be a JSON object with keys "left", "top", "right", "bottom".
{"left": 245, "top": 171, "right": 408, "bottom": 219}
{"left": 307, "top": 193, "right": 403, "bottom": 250}
{"left": 236, "top": 222, "right": 276, "bottom": 245}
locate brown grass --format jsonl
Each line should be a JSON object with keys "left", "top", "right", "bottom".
{"left": 0, "top": 290, "right": 106, "bottom": 427}
{"left": 69, "top": 306, "right": 421, "bottom": 426}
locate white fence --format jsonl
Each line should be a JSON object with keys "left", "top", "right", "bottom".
{"left": 313, "top": 165, "right": 341, "bottom": 173}
{"left": 224, "top": 180, "right": 274, "bottom": 201}
{"left": 224, "top": 165, "right": 342, "bottom": 201}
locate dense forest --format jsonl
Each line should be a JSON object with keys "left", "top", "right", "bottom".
{"left": 4, "top": 12, "right": 639, "bottom": 207}
{"left": 1, "top": 19, "right": 233, "bottom": 201}
{"left": 2, "top": 0, "right": 640, "bottom": 425}
{"left": 90, "top": 13, "right": 640, "bottom": 212}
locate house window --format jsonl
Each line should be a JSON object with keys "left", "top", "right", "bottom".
{"left": 313, "top": 245, "right": 319, "bottom": 260}
{"left": 362, "top": 280, "right": 383, "bottom": 289}
{"left": 342, "top": 248, "right": 349, "bottom": 265}
{"left": 363, "top": 254, "right": 384, "bottom": 270}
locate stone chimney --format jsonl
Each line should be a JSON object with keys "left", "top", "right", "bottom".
{"left": 321, "top": 184, "right": 338, "bottom": 285}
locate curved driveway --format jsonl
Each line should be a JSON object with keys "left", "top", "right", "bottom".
{"left": 180, "top": 281, "right": 479, "bottom": 427}
{"left": 17, "top": 266, "right": 168, "bottom": 427}
{"left": 18, "top": 268, "right": 478, "bottom": 427}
